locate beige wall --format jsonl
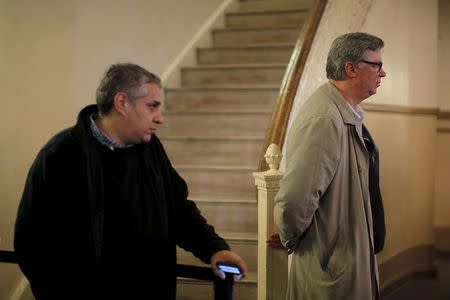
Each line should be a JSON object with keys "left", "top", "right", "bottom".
{"left": 363, "top": 0, "right": 438, "bottom": 108}
{"left": 0, "top": 1, "right": 224, "bottom": 299}
{"left": 362, "top": 0, "right": 439, "bottom": 264}
{"left": 73, "top": 0, "right": 224, "bottom": 111}
{"left": 438, "top": 0, "right": 450, "bottom": 111}
{"left": 364, "top": 112, "right": 437, "bottom": 263}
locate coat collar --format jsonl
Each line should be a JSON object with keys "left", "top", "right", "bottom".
{"left": 323, "top": 82, "right": 370, "bottom": 154}
{"left": 323, "top": 82, "right": 356, "bottom": 126}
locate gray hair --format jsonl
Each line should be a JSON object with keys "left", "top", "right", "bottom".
{"left": 96, "top": 63, "right": 161, "bottom": 114}
{"left": 326, "top": 32, "right": 384, "bottom": 80}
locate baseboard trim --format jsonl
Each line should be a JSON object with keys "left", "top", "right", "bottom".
{"left": 10, "top": 275, "right": 29, "bottom": 300}
{"left": 435, "top": 226, "right": 450, "bottom": 252}
{"left": 438, "top": 110, "right": 450, "bottom": 119}
{"left": 379, "top": 244, "right": 436, "bottom": 298}
{"left": 436, "top": 251, "right": 450, "bottom": 259}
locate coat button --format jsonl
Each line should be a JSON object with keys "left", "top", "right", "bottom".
{"left": 358, "top": 166, "right": 362, "bottom": 172}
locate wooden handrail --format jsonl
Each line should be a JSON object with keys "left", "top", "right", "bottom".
{"left": 257, "top": 0, "right": 328, "bottom": 171}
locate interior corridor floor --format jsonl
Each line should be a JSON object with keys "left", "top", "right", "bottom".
{"left": 383, "top": 257, "right": 450, "bottom": 300}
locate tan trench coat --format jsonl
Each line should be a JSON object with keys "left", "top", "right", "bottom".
{"left": 274, "top": 82, "right": 379, "bottom": 299}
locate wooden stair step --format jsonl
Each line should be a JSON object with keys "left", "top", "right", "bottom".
{"left": 225, "top": 9, "right": 307, "bottom": 29}
{"left": 158, "top": 111, "right": 271, "bottom": 137}
{"left": 165, "top": 86, "right": 279, "bottom": 112}
{"left": 181, "top": 64, "right": 286, "bottom": 86}
{"left": 162, "top": 137, "right": 263, "bottom": 166}
{"left": 237, "top": 0, "right": 313, "bottom": 12}
{"left": 174, "top": 164, "right": 257, "bottom": 199}
{"left": 197, "top": 44, "right": 294, "bottom": 64}
{"left": 193, "top": 197, "right": 257, "bottom": 232}
{"left": 213, "top": 27, "right": 300, "bottom": 46}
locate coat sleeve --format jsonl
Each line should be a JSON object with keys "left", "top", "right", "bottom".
{"left": 274, "top": 116, "right": 342, "bottom": 251}
{"left": 14, "top": 139, "right": 93, "bottom": 298}
{"left": 169, "top": 166, "right": 230, "bottom": 263}
{"left": 14, "top": 147, "right": 75, "bottom": 296}
{"left": 152, "top": 137, "right": 230, "bottom": 264}
{"left": 14, "top": 149, "right": 48, "bottom": 281}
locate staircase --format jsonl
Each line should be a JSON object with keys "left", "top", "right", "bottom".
{"left": 159, "top": 0, "right": 312, "bottom": 298}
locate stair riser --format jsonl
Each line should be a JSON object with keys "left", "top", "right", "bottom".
{"left": 226, "top": 11, "right": 306, "bottom": 28}
{"left": 158, "top": 113, "right": 270, "bottom": 137}
{"left": 163, "top": 139, "right": 262, "bottom": 166}
{"left": 198, "top": 46, "right": 293, "bottom": 64}
{"left": 195, "top": 201, "right": 257, "bottom": 232}
{"left": 182, "top": 67, "right": 285, "bottom": 86}
{"left": 165, "top": 89, "right": 278, "bottom": 111}
{"left": 238, "top": 0, "right": 313, "bottom": 12}
{"left": 177, "top": 280, "right": 257, "bottom": 300}
{"left": 176, "top": 168, "right": 256, "bottom": 199}
{"left": 177, "top": 240, "right": 257, "bottom": 272}
{"left": 213, "top": 28, "right": 299, "bottom": 46}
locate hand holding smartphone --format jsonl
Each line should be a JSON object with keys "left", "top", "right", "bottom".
{"left": 216, "top": 262, "right": 241, "bottom": 275}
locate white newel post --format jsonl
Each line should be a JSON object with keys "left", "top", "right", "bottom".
{"left": 253, "top": 144, "right": 288, "bottom": 300}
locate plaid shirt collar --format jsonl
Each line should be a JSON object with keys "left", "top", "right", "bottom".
{"left": 89, "top": 113, "right": 120, "bottom": 151}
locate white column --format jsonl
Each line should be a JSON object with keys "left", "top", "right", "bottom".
{"left": 253, "top": 144, "right": 288, "bottom": 300}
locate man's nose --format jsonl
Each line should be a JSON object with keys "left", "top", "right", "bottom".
{"left": 155, "top": 109, "right": 165, "bottom": 124}
{"left": 379, "top": 67, "right": 386, "bottom": 77}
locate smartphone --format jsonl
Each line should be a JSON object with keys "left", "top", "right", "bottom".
{"left": 216, "top": 263, "right": 241, "bottom": 275}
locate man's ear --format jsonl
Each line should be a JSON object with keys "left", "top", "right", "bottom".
{"left": 113, "top": 92, "right": 128, "bottom": 116}
{"left": 344, "top": 61, "right": 357, "bottom": 78}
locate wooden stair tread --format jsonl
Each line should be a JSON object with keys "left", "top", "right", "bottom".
{"left": 159, "top": 135, "right": 264, "bottom": 141}
{"left": 182, "top": 63, "right": 287, "bottom": 69}
{"left": 165, "top": 84, "right": 280, "bottom": 91}
{"left": 192, "top": 196, "right": 256, "bottom": 204}
{"left": 214, "top": 25, "right": 300, "bottom": 32}
{"left": 219, "top": 231, "right": 257, "bottom": 241}
{"left": 178, "top": 83, "right": 281, "bottom": 88}
{"left": 174, "top": 164, "right": 255, "bottom": 171}
{"left": 164, "top": 110, "right": 271, "bottom": 115}
{"left": 237, "top": 0, "right": 312, "bottom": 13}
{"left": 166, "top": 108, "right": 272, "bottom": 113}
{"left": 197, "top": 43, "right": 295, "bottom": 50}
{"left": 178, "top": 271, "right": 257, "bottom": 284}
{"left": 227, "top": 8, "right": 308, "bottom": 16}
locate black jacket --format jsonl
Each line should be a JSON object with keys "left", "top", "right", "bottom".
{"left": 14, "top": 105, "right": 229, "bottom": 299}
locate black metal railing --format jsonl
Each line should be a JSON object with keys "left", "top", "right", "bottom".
{"left": 0, "top": 250, "right": 17, "bottom": 264}
{"left": 0, "top": 250, "right": 233, "bottom": 300}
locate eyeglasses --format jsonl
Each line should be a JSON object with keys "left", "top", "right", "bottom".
{"left": 359, "top": 60, "right": 383, "bottom": 72}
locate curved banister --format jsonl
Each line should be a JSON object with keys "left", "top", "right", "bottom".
{"left": 257, "top": 0, "right": 328, "bottom": 171}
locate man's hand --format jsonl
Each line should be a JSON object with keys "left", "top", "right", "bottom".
{"left": 266, "top": 232, "right": 284, "bottom": 249}
{"left": 210, "top": 250, "right": 248, "bottom": 280}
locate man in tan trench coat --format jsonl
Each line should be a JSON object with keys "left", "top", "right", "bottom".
{"left": 272, "top": 32, "right": 387, "bottom": 299}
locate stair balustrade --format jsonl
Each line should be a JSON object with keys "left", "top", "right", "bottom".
{"left": 253, "top": 144, "right": 288, "bottom": 300}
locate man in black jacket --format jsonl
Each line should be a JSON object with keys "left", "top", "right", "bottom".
{"left": 14, "top": 63, "right": 247, "bottom": 299}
